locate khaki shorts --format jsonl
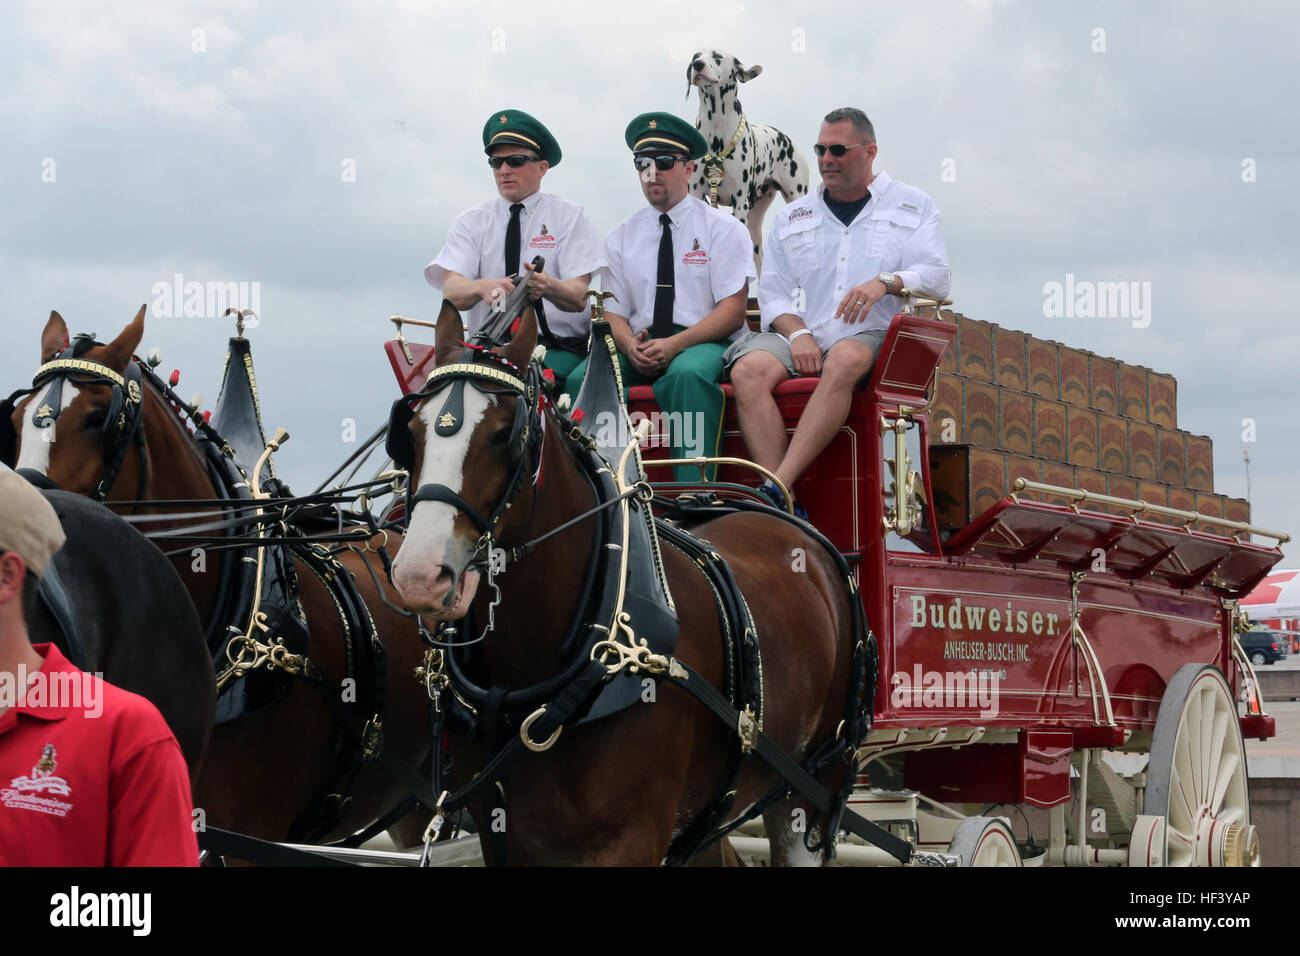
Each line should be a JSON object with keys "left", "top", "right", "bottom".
{"left": 722, "top": 328, "right": 888, "bottom": 379}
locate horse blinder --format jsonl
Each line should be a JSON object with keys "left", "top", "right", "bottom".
{"left": 386, "top": 397, "right": 417, "bottom": 473}
{"left": 0, "top": 398, "right": 17, "bottom": 467}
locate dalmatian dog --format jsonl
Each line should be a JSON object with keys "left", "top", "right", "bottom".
{"left": 687, "top": 48, "right": 809, "bottom": 270}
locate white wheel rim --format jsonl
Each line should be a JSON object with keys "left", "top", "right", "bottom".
{"left": 971, "top": 826, "right": 1020, "bottom": 866}
{"left": 1149, "top": 667, "right": 1253, "bottom": 867}
{"left": 948, "top": 817, "right": 1022, "bottom": 867}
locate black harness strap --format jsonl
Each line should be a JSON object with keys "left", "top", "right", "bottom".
{"left": 662, "top": 659, "right": 912, "bottom": 864}
{"left": 294, "top": 658, "right": 442, "bottom": 811}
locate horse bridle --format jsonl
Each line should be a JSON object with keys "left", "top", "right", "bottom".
{"left": 0, "top": 337, "right": 147, "bottom": 502}
{"left": 386, "top": 348, "right": 544, "bottom": 570}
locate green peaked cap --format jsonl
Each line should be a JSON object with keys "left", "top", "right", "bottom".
{"left": 624, "top": 112, "right": 708, "bottom": 159}
{"left": 482, "top": 109, "right": 562, "bottom": 166}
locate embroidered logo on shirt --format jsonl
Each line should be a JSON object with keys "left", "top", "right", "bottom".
{"left": 788, "top": 207, "right": 816, "bottom": 223}
{"left": 682, "top": 237, "right": 708, "bottom": 265}
{"left": 2, "top": 743, "right": 74, "bottom": 817}
{"left": 529, "top": 223, "right": 557, "bottom": 248}
{"left": 899, "top": 201, "right": 920, "bottom": 214}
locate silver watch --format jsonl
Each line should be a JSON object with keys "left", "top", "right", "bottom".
{"left": 878, "top": 272, "right": 898, "bottom": 295}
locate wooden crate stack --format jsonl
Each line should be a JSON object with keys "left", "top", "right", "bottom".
{"left": 925, "top": 312, "right": 1249, "bottom": 534}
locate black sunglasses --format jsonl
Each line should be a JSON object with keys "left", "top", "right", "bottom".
{"left": 634, "top": 154, "right": 687, "bottom": 172}
{"left": 488, "top": 154, "right": 542, "bottom": 169}
{"left": 813, "top": 141, "right": 869, "bottom": 158}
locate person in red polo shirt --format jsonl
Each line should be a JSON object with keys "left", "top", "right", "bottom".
{"left": 0, "top": 465, "right": 198, "bottom": 866}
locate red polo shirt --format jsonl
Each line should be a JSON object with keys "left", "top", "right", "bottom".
{"left": 0, "top": 644, "right": 198, "bottom": 866}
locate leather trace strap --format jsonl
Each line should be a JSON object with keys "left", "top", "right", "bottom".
{"left": 663, "top": 658, "right": 911, "bottom": 864}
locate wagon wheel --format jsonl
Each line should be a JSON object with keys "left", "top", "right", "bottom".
{"left": 1130, "top": 664, "right": 1259, "bottom": 867}
{"left": 946, "top": 817, "right": 1021, "bottom": 867}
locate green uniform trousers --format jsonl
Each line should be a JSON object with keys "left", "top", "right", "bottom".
{"left": 540, "top": 347, "right": 585, "bottom": 395}
{"left": 563, "top": 330, "right": 727, "bottom": 483}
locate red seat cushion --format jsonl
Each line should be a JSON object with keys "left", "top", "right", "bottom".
{"left": 626, "top": 377, "right": 822, "bottom": 405}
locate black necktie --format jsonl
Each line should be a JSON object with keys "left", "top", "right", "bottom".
{"left": 504, "top": 201, "right": 551, "bottom": 343}
{"left": 652, "top": 212, "right": 674, "bottom": 338}
{"left": 504, "top": 202, "right": 524, "bottom": 277}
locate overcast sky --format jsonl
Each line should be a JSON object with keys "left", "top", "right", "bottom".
{"left": 3, "top": 0, "right": 1297, "bottom": 565}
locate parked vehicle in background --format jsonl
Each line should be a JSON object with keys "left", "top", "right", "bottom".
{"left": 1242, "top": 631, "right": 1286, "bottom": 666}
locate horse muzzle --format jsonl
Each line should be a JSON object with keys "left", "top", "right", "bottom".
{"left": 393, "top": 554, "right": 482, "bottom": 621}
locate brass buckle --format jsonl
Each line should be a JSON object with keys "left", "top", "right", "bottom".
{"left": 520, "top": 707, "right": 562, "bottom": 752}
{"left": 737, "top": 706, "right": 758, "bottom": 753}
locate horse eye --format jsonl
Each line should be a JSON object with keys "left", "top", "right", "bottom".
{"left": 83, "top": 409, "right": 108, "bottom": 431}
{"left": 490, "top": 427, "right": 511, "bottom": 446}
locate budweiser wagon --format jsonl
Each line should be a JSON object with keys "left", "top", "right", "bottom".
{"left": 385, "top": 304, "right": 1287, "bottom": 867}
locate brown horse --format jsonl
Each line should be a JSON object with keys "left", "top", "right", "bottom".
{"left": 389, "top": 302, "right": 865, "bottom": 865}
{"left": 7, "top": 308, "right": 432, "bottom": 848}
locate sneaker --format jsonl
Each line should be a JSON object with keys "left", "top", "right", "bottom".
{"left": 755, "top": 481, "right": 808, "bottom": 520}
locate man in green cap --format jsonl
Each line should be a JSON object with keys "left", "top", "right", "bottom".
{"left": 425, "top": 109, "right": 605, "bottom": 389}
{"left": 563, "top": 112, "right": 755, "bottom": 481}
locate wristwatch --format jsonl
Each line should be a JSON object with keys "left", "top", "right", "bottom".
{"left": 878, "top": 272, "right": 899, "bottom": 295}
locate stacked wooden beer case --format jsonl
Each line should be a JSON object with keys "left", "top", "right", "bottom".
{"left": 926, "top": 312, "right": 1248, "bottom": 535}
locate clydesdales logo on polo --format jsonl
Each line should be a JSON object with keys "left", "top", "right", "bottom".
{"left": 2, "top": 743, "right": 74, "bottom": 817}
{"left": 530, "top": 223, "right": 557, "bottom": 249}
{"left": 682, "top": 236, "right": 709, "bottom": 265}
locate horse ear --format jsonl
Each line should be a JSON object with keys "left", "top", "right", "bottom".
{"left": 433, "top": 299, "right": 465, "bottom": 368}
{"left": 41, "top": 311, "right": 68, "bottom": 361}
{"left": 738, "top": 62, "right": 762, "bottom": 82}
{"left": 102, "top": 305, "right": 146, "bottom": 368}
{"left": 500, "top": 306, "right": 538, "bottom": 372}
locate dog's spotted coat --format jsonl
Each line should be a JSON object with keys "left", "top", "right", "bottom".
{"left": 687, "top": 48, "right": 810, "bottom": 270}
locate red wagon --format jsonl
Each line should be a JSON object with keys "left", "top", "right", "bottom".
{"left": 387, "top": 311, "right": 1287, "bottom": 867}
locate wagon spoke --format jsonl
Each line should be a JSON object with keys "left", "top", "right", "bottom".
{"left": 1210, "top": 752, "right": 1240, "bottom": 816}
{"left": 1199, "top": 685, "right": 1216, "bottom": 799}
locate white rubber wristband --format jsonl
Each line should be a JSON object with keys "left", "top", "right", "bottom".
{"left": 788, "top": 328, "right": 814, "bottom": 344}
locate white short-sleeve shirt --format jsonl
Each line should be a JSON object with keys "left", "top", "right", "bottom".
{"left": 758, "top": 171, "right": 951, "bottom": 348}
{"left": 425, "top": 191, "right": 606, "bottom": 338}
{"left": 604, "top": 195, "right": 756, "bottom": 339}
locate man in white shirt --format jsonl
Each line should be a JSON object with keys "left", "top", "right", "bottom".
{"left": 425, "top": 109, "right": 606, "bottom": 389}
{"left": 726, "top": 107, "right": 951, "bottom": 504}
{"left": 563, "top": 112, "right": 755, "bottom": 482}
